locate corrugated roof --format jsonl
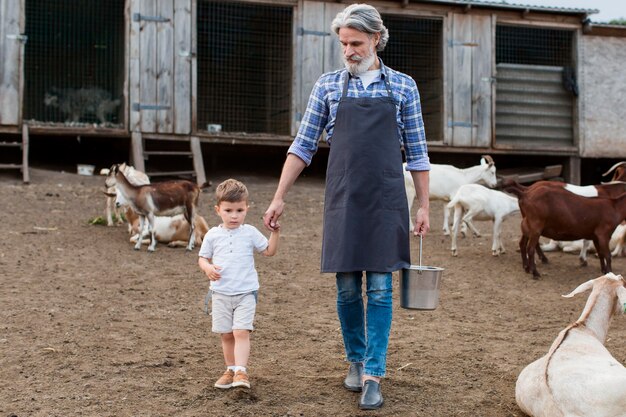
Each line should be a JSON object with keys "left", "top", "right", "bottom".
{"left": 415, "top": 0, "right": 598, "bottom": 15}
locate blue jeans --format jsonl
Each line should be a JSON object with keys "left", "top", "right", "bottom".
{"left": 336, "top": 271, "right": 393, "bottom": 378}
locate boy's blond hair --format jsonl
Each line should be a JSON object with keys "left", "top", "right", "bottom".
{"left": 215, "top": 178, "right": 249, "bottom": 204}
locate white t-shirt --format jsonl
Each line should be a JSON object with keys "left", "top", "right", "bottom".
{"left": 358, "top": 69, "right": 381, "bottom": 90}
{"left": 198, "top": 224, "right": 269, "bottom": 295}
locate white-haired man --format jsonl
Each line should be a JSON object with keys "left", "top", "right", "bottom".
{"left": 264, "top": 3, "right": 430, "bottom": 410}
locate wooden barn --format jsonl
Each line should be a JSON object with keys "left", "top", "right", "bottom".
{"left": 0, "top": 0, "right": 624, "bottom": 183}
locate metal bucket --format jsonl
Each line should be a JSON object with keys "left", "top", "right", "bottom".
{"left": 400, "top": 235, "right": 444, "bottom": 310}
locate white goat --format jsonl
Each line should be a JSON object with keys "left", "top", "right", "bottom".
{"left": 404, "top": 155, "right": 497, "bottom": 234}
{"left": 112, "top": 163, "right": 205, "bottom": 252}
{"left": 515, "top": 273, "right": 626, "bottom": 417}
{"left": 540, "top": 224, "right": 626, "bottom": 264}
{"left": 447, "top": 184, "right": 519, "bottom": 256}
{"left": 127, "top": 211, "right": 209, "bottom": 248}
{"left": 101, "top": 164, "right": 150, "bottom": 226}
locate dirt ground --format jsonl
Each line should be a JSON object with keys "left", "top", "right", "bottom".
{"left": 1, "top": 167, "right": 625, "bottom": 417}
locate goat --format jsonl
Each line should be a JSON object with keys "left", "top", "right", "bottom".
{"left": 101, "top": 164, "right": 150, "bottom": 227}
{"left": 603, "top": 161, "right": 626, "bottom": 182}
{"left": 541, "top": 224, "right": 626, "bottom": 263}
{"left": 404, "top": 155, "right": 497, "bottom": 234}
{"left": 508, "top": 179, "right": 626, "bottom": 267}
{"left": 126, "top": 209, "right": 209, "bottom": 248}
{"left": 515, "top": 273, "right": 626, "bottom": 417}
{"left": 111, "top": 163, "right": 206, "bottom": 252}
{"left": 504, "top": 181, "right": 626, "bottom": 278}
{"left": 447, "top": 184, "right": 519, "bottom": 256}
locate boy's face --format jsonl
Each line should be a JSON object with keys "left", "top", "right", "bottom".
{"left": 215, "top": 200, "right": 248, "bottom": 229}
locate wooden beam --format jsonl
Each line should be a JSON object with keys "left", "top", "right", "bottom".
{"left": 190, "top": 136, "right": 207, "bottom": 185}
{"left": 22, "top": 124, "right": 29, "bottom": 183}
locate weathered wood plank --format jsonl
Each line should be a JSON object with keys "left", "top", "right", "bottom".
{"left": 472, "top": 14, "right": 492, "bottom": 147}
{"left": 174, "top": 0, "right": 191, "bottom": 134}
{"left": 323, "top": 3, "right": 344, "bottom": 73}
{"left": 156, "top": 0, "right": 174, "bottom": 134}
{"left": 0, "top": 0, "right": 23, "bottom": 126}
{"left": 140, "top": 0, "right": 158, "bottom": 133}
{"left": 299, "top": 1, "right": 326, "bottom": 126}
{"left": 451, "top": 13, "right": 472, "bottom": 147}
{"left": 129, "top": 0, "right": 141, "bottom": 132}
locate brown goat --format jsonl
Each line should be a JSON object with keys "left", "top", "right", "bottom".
{"left": 603, "top": 161, "right": 626, "bottom": 182}
{"left": 112, "top": 163, "right": 208, "bottom": 252}
{"left": 504, "top": 181, "right": 626, "bottom": 278}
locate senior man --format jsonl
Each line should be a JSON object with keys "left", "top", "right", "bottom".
{"left": 264, "top": 3, "right": 430, "bottom": 410}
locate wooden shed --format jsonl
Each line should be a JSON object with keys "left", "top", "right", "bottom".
{"left": 1, "top": 0, "right": 624, "bottom": 183}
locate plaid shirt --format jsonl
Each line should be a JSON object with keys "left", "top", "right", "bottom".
{"left": 288, "top": 60, "right": 430, "bottom": 171}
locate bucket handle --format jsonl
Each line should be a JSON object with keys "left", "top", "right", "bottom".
{"left": 418, "top": 234, "right": 423, "bottom": 274}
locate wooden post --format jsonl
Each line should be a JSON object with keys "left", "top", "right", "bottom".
{"left": 566, "top": 156, "right": 581, "bottom": 185}
{"left": 190, "top": 136, "right": 206, "bottom": 185}
{"left": 22, "top": 124, "right": 30, "bottom": 184}
{"left": 131, "top": 131, "right": 145, "bottom": 172}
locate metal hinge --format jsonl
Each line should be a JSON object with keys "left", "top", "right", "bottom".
{"left": 6, "top": 34, "right": 28, "bottom": 44}
{"left": 448, "top": 121, "right": 474, "bottom": 128}
{"left": 133, "top": 13, "right": 170, "bottom": 23}
{"left": 132, "top": 103, "right": 171, "bottom": 111}
{"left": 298, "top": 28, "right": 330, "bottom": 37}
{"left": 448, "top": 40, "right": 478, "bottom": 47}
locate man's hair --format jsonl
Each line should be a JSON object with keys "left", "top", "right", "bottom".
{"left": 331, "top": 3, "right": 389, "bottom": 52}
{"left": 215, "top": 178, "right": 249, "bottom": 204}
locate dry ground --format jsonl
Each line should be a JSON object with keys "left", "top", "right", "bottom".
{"left": 1, "top": 168, "right": 625, "bottom": 417}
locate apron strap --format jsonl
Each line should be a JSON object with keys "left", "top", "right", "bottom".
{"left": 341, "top": 65, "right": 395, "bottom": 103}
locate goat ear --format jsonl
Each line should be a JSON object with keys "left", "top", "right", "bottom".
{"left": 99, "top": 168, "right": 110, "bottom": 176}
{"left": 103, "top": 191, "right": 117, "bottom": 197}
{"left": 616, "top": 286, "right": 626, "bottom": 314}
{"left": 562, "top": 279, "right": 595, "bottom": 298}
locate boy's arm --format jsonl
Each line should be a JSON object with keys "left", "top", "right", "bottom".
{"left": 198, "top": 256, "right": 221, "bottom": 281}
{"left": 262, "top": 230, "right": 280, "bottom": 257}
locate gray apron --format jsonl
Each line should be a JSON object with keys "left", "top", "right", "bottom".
{"left": 321, "top": 71, "right": 410, "bottom": 273}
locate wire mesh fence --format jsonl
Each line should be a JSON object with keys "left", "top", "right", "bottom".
{"left": 380, "top": 15, "right": 443, "bottom": 142}
{"left": 496, "top": 25, "right": 573, "bottom": 67}
{"left": 23, "top": 0, "right": 125, "bottom": 128}
{"left": 197, "top": 0, "right": 293, "bottom": 136}
{"left": 495, "top": 25, "right": 576, "bottom": 146}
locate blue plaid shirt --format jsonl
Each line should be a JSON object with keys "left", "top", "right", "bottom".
{"left": 288, "top": 60, "right": 430, "bottom": 171}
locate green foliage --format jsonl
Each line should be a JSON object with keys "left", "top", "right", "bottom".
{"left": 608, "top": 18, "right": 626, "bottom": 25}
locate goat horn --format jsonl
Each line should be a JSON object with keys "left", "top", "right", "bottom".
{"left": 602, "top": 161, "right": 626, "bottom": 177}
{"left": 481, "top": 155, "right": 494, "bottom": 166}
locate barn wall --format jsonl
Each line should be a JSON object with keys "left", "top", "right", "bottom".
{"left": 580, "top": 35, "right": 626, "bottom": 158}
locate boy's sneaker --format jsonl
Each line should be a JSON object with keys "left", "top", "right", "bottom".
{"left": 232, "top": 370, "right": 251, "bottom": 388}
{"left": 214, "top": 369, "right": 235, "bottom": 389}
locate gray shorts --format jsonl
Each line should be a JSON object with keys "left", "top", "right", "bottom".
{"left": 211, "top": 291, "right": 257, "bottom": 333}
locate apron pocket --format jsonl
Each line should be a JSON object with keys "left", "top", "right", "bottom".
{"left": 382, "top": 169, "right": 407, "bottom": 210}
{"left": 325, "top": 169, "right": 348, "bottom": 210}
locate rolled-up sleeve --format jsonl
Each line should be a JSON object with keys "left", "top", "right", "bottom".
{"left": 288, "top": 79, "right": 329, "bottom": 166}
{"left": 401, "top": 79, "right": 430, "bottom": 172}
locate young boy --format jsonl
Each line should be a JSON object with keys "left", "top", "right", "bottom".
{"left": 198, "top": 179, "right": 279, "bottom": 389}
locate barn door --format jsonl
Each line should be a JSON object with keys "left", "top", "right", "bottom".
{"left": 448, "top": 13, "right": 493, "bottom": 147}
{"left": 296, "top": 1, "right": 343, "bottom": 134}
{"left": 130, "top": 0, "right": 191, "bottom": 134}
{"left": 0, "top": 0, "right": 25, "bottom": 126}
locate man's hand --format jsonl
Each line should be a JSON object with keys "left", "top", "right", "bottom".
{"left": 413, "top": 207, "right": 430, "bottom": 237}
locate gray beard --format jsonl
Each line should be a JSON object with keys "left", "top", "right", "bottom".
{"left": 344, "top": 51, "right": 376, "bottom": 76}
